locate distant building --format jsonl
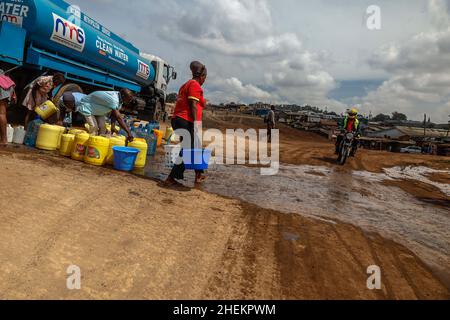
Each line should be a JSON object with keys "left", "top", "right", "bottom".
{"left": 278, "top": 111, "right": 303, "bottom": 124}
{"left": 367, "top": 126, "right": 449, "bottom": 140}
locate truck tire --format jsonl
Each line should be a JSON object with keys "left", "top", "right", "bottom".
{"left": 154, "top": 100, "right": 163, "bottom": 121}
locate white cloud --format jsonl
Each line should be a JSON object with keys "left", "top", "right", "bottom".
{"left": 361, "top": 0, "right": 450, "bottom": 121}
{"left": 208, "top": 77, "right": 273, "bottom": 103}
{"left": 67, "top": 0, "right": 448, "bottom": 120}
{"left": 158, "top": 0, "right": 338, "bottom": 106}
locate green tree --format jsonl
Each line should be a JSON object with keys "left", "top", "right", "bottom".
{"left": 391, "top": 111, "right": 407, "bottom": 121}
{"left": 373, "top": 113, "right": 391, "bottom": 122}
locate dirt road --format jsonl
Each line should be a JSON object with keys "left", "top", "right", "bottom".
{"left": 203, "top": 111, "right": 450, "bottom": 206}
{"left": 204, "top": 112, "right": 449, "bottom": 173}
{"left": 0, "top": 147, "right": 448, "bottom": 299}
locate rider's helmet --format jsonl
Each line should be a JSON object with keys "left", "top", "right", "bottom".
{"left": 348, "top": 108, "right": 358, "bottom": 119}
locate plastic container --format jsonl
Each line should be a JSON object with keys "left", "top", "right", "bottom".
{"left": 183, "top": 149, "right": 212, "bottom": 170}
{"left": 84, "top": 136, "right": 110, "bottom": 166}
{"left": 106, "top": 135, "right": 126, "bottom": 165}
{"left": 12, "top": 126, "right": 26, "bottom": 144}
{"left": 6, "top": 124, "right": 14, "bottom": 143}
{"left": 35, "top": 100, "right": 58, "bottom": 120}
{"left": 153, "top": 129, "right": 164, "bottom": 147}
{"left": 71, "top": 131, "right": 90, "bottom": 161}
{"left": 112, "top": 146, "right": 140, "bottom": 172}
{"left": 36, "top": 124, "right": 60, "bottom": 151}
{"left": 164, "top": 127, "right": 174, "bottom": 142}
{"left": 69, "top": 127, "right": 87, "bottom": 134}
{"left": 59, "top": 134, "right": 75, "bottom": 157}
{"left": 146, "top": 132, "right": 158, "bottom": 156}
{"left": 24, "top": 119, "right": 44, "bottom": 147}
{"left": 128, "top": 138, "right": 148, "bottom": 168}
{"left": 56, "top": 126, "right": 66, "bottom": 149}
{"left": 164, "top": 145, "right": 181, "bottom": 169}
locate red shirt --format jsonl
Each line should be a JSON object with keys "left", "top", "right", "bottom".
{"left": 346, "top": 118, "right": 355, "bottom": 132}
{"left": 173, "top": 79, "right": 205, "bottom": 123}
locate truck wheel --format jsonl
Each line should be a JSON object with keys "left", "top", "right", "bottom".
{"left": 154, "top": 101, "right": 163, "bottom": 121}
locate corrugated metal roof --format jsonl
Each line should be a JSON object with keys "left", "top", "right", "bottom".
{"left": 395, "top": 126, "right": 448, "bottom": 137}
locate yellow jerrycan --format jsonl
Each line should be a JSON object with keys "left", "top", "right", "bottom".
{"left": 84, "top": 136, "right": 110, "bottom": 166}
{"left": 36, "top": 124, "right": 61, "bottom": 151}
{"left": 59, "top": 134, "right": 75, "bottom": 157}
{"left": 164, "top": 126, "right": 174, "bottom": 142}
{"left": 35, "top": 100, "right": 58, "bottom": 120}
{"left": 71, "top": 132, "right": 90, "bottom": 161}
{"left": 128, "top": 138, "right": 148, "bottom": 168}
{"left": 106, "top": 135, "right": 126, "bottom": 165}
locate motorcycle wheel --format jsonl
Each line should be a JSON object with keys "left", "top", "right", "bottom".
{"left": 337, "top": 146, "right": 348, "bottom": 165}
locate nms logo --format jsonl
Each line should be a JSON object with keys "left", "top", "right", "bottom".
{"left": 137, "top": 60, "right": 150, "bottom": 80}
{"left": 51, "top": 13, "right": 85, "bottom": 52}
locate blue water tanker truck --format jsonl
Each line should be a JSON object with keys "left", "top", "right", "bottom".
{"left": 0, "top": 0, "right": 176, "bottom": 121}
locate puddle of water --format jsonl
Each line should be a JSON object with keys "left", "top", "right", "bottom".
{"left": 384, "top": 166, "right": 450, "bottom": 196}
{"left": 282, "top": 231, "right": 300, "bottom": 241}
{"left": 141, "top": 155, "right": 450, "bottom": 283}
{"left": 352, "top": 166, "right": 450, "bottom": 196}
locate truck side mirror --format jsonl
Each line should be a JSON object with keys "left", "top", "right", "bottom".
{"left": 172, "top": 72, "right": 177, "bottom": 80}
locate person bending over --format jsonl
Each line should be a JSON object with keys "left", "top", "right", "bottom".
{"left": 23, "top": 73, "right": 66, "bottom": 127}
{"left": 59, "top": 89, "right": 136, "bottom": 142}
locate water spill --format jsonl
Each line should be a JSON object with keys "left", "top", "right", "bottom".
{"left": 282, "top": 231, "right": 300, "bottom": 241}
{"left": 141, "top": 155, "right": 450, "bottom": 282}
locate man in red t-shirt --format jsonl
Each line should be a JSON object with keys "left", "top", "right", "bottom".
{"left": 165, "top": 61, "right": 207, "bottom": 187}
{"left": 172, "top": 76, "right": 205, "bottom": 123}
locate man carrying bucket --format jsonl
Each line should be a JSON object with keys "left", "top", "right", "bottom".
{"left": 165, "top": 61, "right": 208, "bottom": 187}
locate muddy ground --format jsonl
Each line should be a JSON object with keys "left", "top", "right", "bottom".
{"left": 0, "top": 111, "right": 449, "bottom": 299}
{"left": 204, "top": 111, "right": 450, "bottom": 205}
{"left": 0, "top": 146, "right": 449, "bottom": 299}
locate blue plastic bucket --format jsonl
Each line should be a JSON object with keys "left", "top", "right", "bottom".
{"left": 183, "top": 149, "right": 212, "bottom": 170}
{"left": 112, "top": 146, "right": 140, "bottom": 171}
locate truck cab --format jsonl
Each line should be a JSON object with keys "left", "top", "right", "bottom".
{"left": 140, "top": 53, "right": 177, "bottom": 121}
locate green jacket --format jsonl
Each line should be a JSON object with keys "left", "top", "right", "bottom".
{"left": 342, "top": 117, "right": 361, "bottom": 134}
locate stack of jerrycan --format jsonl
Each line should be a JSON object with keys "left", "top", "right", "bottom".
{"left": 135, "top": 123, "right": 158, "bottom": 156}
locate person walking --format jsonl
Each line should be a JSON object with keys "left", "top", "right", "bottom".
{"left": 165, "top": 61, "right": 207, "bottom": 186}
{"left": 267, "top": 106, "right": 276, "bottom": 143}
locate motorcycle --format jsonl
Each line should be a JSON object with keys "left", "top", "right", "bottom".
{"left": 337, "top": 132, "right": 356, "bottom": 165}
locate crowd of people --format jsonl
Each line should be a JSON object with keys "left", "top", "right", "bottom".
{"left": 0, "top": 60, "right": 210, "bottom": 185}
{"left": 2, "top": 60, "right": 362, "bottom": 185}
{"left": 0, "top": 70, "right": 140, "bottom": 145}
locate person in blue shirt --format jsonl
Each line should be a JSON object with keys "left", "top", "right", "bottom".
{"left": 58, "top": 89, "right": 135, "bottom": 142}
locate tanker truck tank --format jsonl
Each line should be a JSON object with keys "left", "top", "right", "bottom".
{"left": 2, "top": 0, "right": 156, "bottom": 88}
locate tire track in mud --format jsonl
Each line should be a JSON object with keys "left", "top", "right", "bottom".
{"left": 331, "top": 225, "right": 388, "bottom": 299}
{"left": 391, "top": 248, "right": 423, "bottom": 300}
{"left": 365, "top": 236, "right": 396, "bottom": 299}
{"left": 296, "top": 219, "right": 325, "bottom": 298}
{"left": 0, "top": 192, "right": 99, "bottom": 298}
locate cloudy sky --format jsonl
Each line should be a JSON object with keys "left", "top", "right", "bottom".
{"left": 68, "top": 0, "right": 450, "bottom": 122}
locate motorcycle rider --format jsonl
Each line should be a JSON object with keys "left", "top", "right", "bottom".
{"left": 335, "top": 108, "right": 361, "bottom": 157}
